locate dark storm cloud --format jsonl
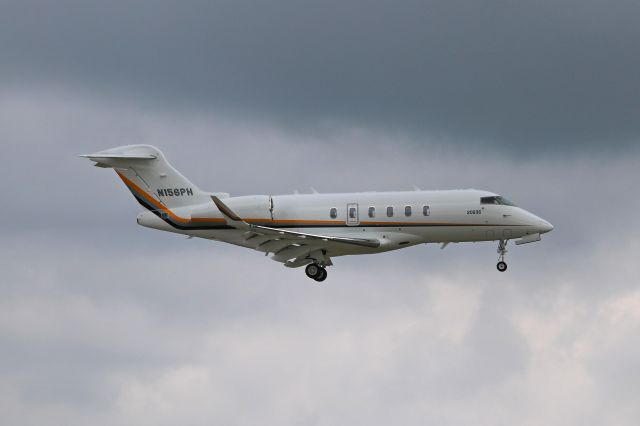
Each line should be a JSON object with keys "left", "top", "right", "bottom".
{"left": 0, "top": 88, "right": 639, "bottom": 425}
{"left": 2, "top": 2, "right": 640, "bottom": 423}
{"left": 2, "top": 0, "right": 639, "bottom": 151}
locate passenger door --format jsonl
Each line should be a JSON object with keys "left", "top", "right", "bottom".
{"left": 346, "top": 203, "right": 359, "bottom": 226}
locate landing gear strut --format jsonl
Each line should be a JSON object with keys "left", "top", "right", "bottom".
{"left": 496, "top": 239, "right": 508, "bottom": 272}
{"left": 305, "top": 263, "right": 328, "bottom": 282}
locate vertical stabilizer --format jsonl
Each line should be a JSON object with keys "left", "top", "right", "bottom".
{"left": 81, "top": 145, "right": 209, "bottom": 209}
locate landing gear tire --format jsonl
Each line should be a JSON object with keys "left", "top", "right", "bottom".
{"left": 496, "top": 239, "right": 508, "bottom": 272}
{"left": 305, "top": 263, "right": 327, "bottom": 282}
{"left": 305, "top": 263, "right": 321, "bottom": 279}
{"left": 314, "top": 268, "right": 327, "bottom": 282}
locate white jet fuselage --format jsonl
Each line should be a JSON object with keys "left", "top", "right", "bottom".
{"left": 82, "top": 144, "right": 553, "bottom": 280}
{"left": 137, "top": 189, "right": 552, "bottom": 257}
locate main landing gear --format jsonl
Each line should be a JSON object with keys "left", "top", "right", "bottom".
{"left": 496, "top": 239, "right": 508, "bottom": 272}
{"left": 305, "top": 263, "right": 328, "bottom": 282}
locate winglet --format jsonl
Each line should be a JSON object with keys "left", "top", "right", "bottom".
{"left": 211, "top": 195, "right": 247, "bottom": 227}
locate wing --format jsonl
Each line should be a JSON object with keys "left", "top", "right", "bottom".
{"left": 211, "top": 196, "right": 380, "bottom": 267}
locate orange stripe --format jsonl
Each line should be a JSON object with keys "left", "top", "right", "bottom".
{"left": 190, "top": 217, "right": 227, "bottom": 223}
{"left": 117, "top": 172, "right": 273, "bottom": 224}
{"left": 116, "top": 172, "right": 499, "bottom": 228}
{"left": 359, "top": 221, "right": 473, "bottom": 226}
{"left": 264, "top": 219, "right": 342, "bottom": 225}
{"left": 116, "top": 172, "right": 191, "bottom": 224}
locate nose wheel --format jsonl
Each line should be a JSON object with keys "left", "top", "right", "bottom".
{"left": 305, "top": 263, "right": 328, "bottom": 282}
{"left": 496, "top": 240, "right": 508, "bottom": 272}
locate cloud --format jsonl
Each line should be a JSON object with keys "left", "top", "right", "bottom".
{"left": 1, "top": 6, "right": 639, "bottom": 421}
{"left": 2, "top": 88, "right": 638, "bottom": 249}
{"left": 2, "top": 0, "right": 640, "bottom": 150}
{"left": 1, "top": 229, "right": 639, "bottom": 425}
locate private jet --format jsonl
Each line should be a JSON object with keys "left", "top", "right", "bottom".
{"left": 82, "top": 145, "right": 553, "bottom": 281}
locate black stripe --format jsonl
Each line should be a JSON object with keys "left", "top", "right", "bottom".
{"left": 134, "top": 196, "right": 527, "bottom": 232}
{"left": 132, "top": 193, "right": 234, "bottom": 230}
{"left": 128, "top": 182, "right": 528, "bottom": 232}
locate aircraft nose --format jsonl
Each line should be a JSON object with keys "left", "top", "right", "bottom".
{"left": 539, "top": 219, "right": 554, "bottom": 234}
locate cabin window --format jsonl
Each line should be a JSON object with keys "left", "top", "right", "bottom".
{"left": 349, "top": 207, "right": 357, "bottom": 219}
{"left": 423, "top": 205, "right": 430, "bottom": 216}
{"left": 368, "top": 206, "right": 375, "bottom": 218}
{"left": 386, "top": 206, "right": 394, "bottom": 217}
{"left": 405, "top": 205, "right": 412, "bottom": 216}
{"left": 329, "top": 207, "right": 337, "bottom": 219}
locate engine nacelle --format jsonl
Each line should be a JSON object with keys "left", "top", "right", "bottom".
{"left": 190, "top": 195, "right": 272, "bottom": 222}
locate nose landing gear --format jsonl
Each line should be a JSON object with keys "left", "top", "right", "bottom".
{"left": 496, "top": 239, "right": 508, "bottom": 272}
{"left": 305, "top": 263, "right": 328, "bottom": 282}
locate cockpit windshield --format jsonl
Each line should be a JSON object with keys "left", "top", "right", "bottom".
{"left": 480, "top": 196, "right": 517, "bottom": 206}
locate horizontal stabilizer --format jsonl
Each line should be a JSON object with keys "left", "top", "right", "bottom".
{"left": 80, "top": 149, "right": 157, "bottom": 169}
{"left": 81, "top": 145, "right": 211, "bottom": 208}
{"left": 80, "top": 153, "right": 157, "bottom": 160}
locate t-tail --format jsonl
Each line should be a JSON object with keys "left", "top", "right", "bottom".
{"left": 81, "top": 144, "right": 211, "bottom": 210}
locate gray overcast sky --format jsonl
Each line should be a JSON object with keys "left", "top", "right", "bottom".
{"left": 1, "top": 1, "right": 640, "bottom": 425}
{"left": 2, "top": 0, "right": 640, "bottom": 150}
